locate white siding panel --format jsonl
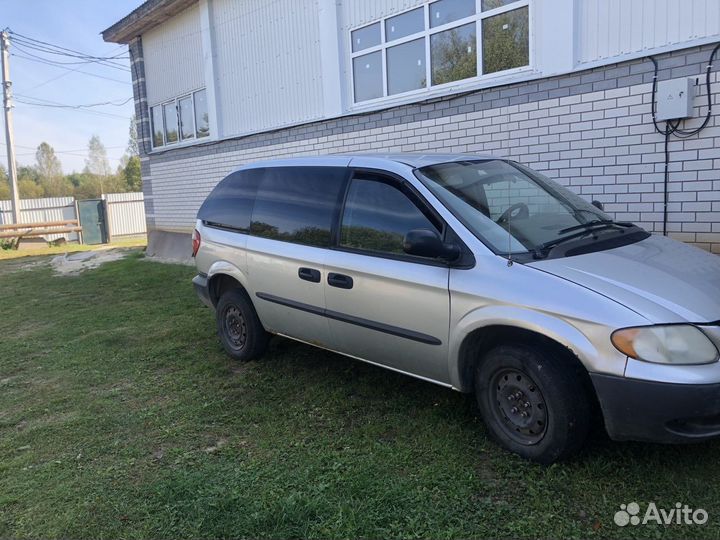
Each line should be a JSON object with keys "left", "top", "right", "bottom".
{"left": 577, "top": 0, "right": 720, "bottom": 64}
{"left": 106, "top": 193, "right": 147, "bottom": 237}
{"left": 211, "top": 0, "right": 325, "bottom": 137}
{"left": 338, "top": 0, "right": 426, "bottom": 31}
{"left": 143, "top": 4, "right": 204, "bottom": 105}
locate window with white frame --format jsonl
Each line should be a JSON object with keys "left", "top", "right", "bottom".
{"left": 350, "top": 0, "right": 530, "bottom": 104}
{"left": 150, "top": 88, "right": 210, "bottom": 148}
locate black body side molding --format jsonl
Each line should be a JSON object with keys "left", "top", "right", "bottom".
{"left": 255, "top": 291, "right": 441, "bottom": 345}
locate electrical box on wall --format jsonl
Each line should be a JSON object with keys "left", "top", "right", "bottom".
{"left": 656, "top": 78, "right": 695, "bottom": 121}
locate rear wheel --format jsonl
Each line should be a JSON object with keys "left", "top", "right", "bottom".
{"left": 216, "top": 288, "right": 269, "bottom": 361}
{"left": 475, "top": 344, "right": 591, "bottom": 464}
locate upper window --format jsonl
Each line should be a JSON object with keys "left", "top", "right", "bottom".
{"left": 163, "top": 102, "right": 179, "bottom": 144}
{"left": 150, "top": 88, "right": 210, "bottom": 149}
{"left": 340, "top": 176, "right": 439, "bottom": 256}
{"left": 151, "top": 105, "right": 164, "bottom": 147}
{"left": 250, "top": 167, "right": 346, "bottom": 248}
{"left": 351, "top": 22, "right": 381, "bottom": 52}
{"left": 178, "top": 96, "right": 194, "bottom": 141}
{"left": 194, "top": 89, "right": 210, "bottom": 138}
{"left": 430, "top": 0, "right": 475, "bottom": 27}
{"left": 350, "top": 0, "right": 530, "bottom": 104}
{"left": 385, "top": 8, "right": 424, "bottom": 41}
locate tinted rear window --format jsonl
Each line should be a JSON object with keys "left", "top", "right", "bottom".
{"left": 250, "top": 166, "right": 347, "bottom": 247}
{"left": 197, "top": 169, "right": 263, "bottom": 232}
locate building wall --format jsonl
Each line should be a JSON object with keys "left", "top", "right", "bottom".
{"left": 142, "top": 2, "right": 204, "bottom": 105}
{"left": 139, "top": 43, "right": 720, "bottom": 254}
{"left": 132, "top": 0, "right": 720, "bottom": 148}
{"left": 576, "top": 0, "right": 720, "bottom": 65}
{"left": 211, "top": 0, "right": 326, "bottom": 138}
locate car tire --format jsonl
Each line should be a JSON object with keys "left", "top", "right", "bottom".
{"left": 216, "top": 288, "right": 270, "bottom": 361}
{"left": 474, "top": 344, "right": 591, "bottom": 464}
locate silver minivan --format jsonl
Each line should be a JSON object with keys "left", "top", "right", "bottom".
{"left": 192, "top": 154, "right": 720, "bottom": 463}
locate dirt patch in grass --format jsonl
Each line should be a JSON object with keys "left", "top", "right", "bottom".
{"left": 49, "top": 248, "right": 131, "bottom": 275}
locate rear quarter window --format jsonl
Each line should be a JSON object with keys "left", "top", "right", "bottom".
{"left": 197, "top": 169, "right": 263, "bottom": 232}
{"left": 250, "top": 166, "right": 347, "bottom": 247}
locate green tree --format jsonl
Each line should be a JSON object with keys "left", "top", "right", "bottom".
{"left": 103, "top": 173, "right": 131, "bottom": 194}
{"left": 0, "top": 164, "right": 9, "bottom": 200}
{"left": 123, "top": 155, "right": 141, "bottom": 191}
{"left": 36, "top": 142, "right": 72, "bottom": 197}
{"left": 16, "top": 166, "right": 44, "bottom": 198}
{"left": 35, "top": 142, "right": 62, "bottom": 181}
{"left": 84, "top": 135, "right": 111, "bottom": 178}
{"left": 67, "top": 172, "right": 103, "bottom": 199}
{"left": 18, "top": 176, "right": 45, "bottom": 198}
{"left": 127, "top": 115, "right": 139, "bottom": 157}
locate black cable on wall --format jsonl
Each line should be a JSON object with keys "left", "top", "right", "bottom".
{"left": 648, "top": 42, "right": 720, "bottom": 236}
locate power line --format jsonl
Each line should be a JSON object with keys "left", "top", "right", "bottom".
{"left": 11, "top": 52, "right": 132, "bottom": 87}
{"left": 15, "top": 93, "right": 133, "bottom": 109}
{"left": 11, "top": 36, "right": 130, "bottom": 64}
{"left": 14, "top": 98, "right": 132, "bottom": 120}
{"left": 12, "top": 41, "right": 130, "bottom": 71}
{"left": 11, "top": 39, "right": 130, "bottom": 72}
{"left": 7, "top": 30, "right": 130, "bottom": 62}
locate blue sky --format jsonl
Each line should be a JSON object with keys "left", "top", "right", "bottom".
{"left": 1, "top": 0, "right": 144, "bottom": 173}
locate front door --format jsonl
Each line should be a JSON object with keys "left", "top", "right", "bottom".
{"left": 323, "top": 172, "right": 451, "bottom": 384}
{"left": 78, "top": 199, "right": 107, "bottom": 245}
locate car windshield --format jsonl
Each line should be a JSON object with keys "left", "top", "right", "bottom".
{"left": 415, "top": 159, "right": 618, "bottom": 256}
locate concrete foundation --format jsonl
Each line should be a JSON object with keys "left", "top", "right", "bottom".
{"left": 146, "top": 229, "right": 194, "bottom": 264}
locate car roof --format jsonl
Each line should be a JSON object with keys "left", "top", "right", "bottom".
{"left": 341, "top": 153, "right": 501, "bottom": 168}
{"left": 237, "top": 153, "right": 503, "bottom": 172}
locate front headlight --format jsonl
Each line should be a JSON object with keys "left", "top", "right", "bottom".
{"left": 611, "top": 325, "right": 719, "bottom": 365}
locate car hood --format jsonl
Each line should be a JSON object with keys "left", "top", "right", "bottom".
{"left": 528, "top": 234, "right": 720, "bottom": 323}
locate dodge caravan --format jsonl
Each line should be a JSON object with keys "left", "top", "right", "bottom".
{"left": 192, "top": 154, "right": 720, "bottom": 463}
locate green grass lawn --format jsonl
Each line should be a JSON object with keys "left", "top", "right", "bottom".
{"left": 1, "top": 251, "right": 719, "bottom": 539}
{"left": 0, "top": 237, "right": 147, "bottom": 261}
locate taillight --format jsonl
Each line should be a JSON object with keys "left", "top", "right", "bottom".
{"left": 191, "top": 229, "right": 201, "bottom": 257}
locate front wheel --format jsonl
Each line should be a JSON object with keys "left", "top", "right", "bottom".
{"left": 216, "top": 288, "right": 269, "bottom": 361}
{"left": 475, "top": 344, "right": 591, "bottom": 464}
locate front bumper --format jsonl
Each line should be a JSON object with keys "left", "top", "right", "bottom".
{"left": 591, "top": 373, "right": 720, "bottom": 443}
{"left": 192, "top": 273, "right": 213, "bottom": 309}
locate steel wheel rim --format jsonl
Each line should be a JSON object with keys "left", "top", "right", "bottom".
{"left": 223, "top": 305, "right": 247, "bottom": 351}
{"left": 490, "top": 367, "right": 548, "bottom": 445}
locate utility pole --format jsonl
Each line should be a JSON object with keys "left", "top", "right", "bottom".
{"left": 1, "top": 30, "right": 20, "bottom": 224}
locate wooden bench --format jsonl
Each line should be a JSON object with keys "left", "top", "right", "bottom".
{"left": 0, "top": 220, "right": 83, "bottom": 247}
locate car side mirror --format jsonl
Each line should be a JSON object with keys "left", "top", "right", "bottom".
{"left": 403, "top": 229, "right": 460, "bottom": 262}
{"left": 591, "top": 200, "right": 604, "bottom": 211}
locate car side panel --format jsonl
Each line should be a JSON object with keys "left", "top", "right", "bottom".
{"left": 245, "top": 236, "right": 333, "bottom": 347}
{"left": 195, "top": 222, "right": 250, "bottom": 291}
{"left": 323, "top": 249, "right": 451, "bottom": 384}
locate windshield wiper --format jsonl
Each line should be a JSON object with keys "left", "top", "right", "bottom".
{"left": 558, "top": 219, "right": 632, "bottom": 235}
{"left": 533, "top": 223, "right": 633, "bottom": 260}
